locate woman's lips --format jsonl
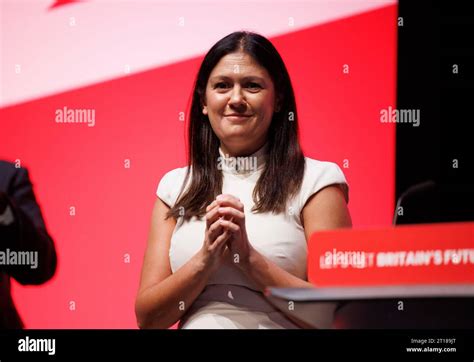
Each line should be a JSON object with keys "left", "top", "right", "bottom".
{"left": 224, "top": 114, "right": 252, "bottom": 121}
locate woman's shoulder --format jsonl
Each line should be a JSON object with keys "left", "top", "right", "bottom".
{"left": 160, "top": 165, "right": 189, "bottom": 182}
{"left": 303, "top": 157, "right": 346, "bottom": 178}
{"left": 300, "top": 156, "right": 349, "bottom": 203}
{"left": 156, "top": 166, "right": 190, "bottom": 207}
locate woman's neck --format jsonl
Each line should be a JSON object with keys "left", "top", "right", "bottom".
{"left": 219, "top": 139, "right": 268, "bottom": 158}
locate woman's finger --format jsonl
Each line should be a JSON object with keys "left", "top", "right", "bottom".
{"left": 205, "top": 203, "right": 222, "bottom": 229}
{"left": 206, "top": 199, "right": 239, "bottom": 229}
{"left": 205, "top": 200, "right": 218, "bottom": 212}
{"left": 211, "top": 229, "right": 231, "bottom": 251}
{"left": 217, "top": 207, "right": 245, "bottom": 222}
{"left": 216, "top": 194, "right": 244, "bottom": 211}
{"left": 218, "top": 218, "right": 240, "bottom": 233}
{"left": 208, "top": 218, "right": 224, "bottom": 241}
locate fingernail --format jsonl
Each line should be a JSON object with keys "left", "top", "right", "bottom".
{"left": 216, "top": 195, "right": 223, "bottom": 200}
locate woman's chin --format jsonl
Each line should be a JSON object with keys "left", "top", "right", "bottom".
{"left": 219, "top": 131, "right": 252, "bottom": 144}
{"left": 220, "top": 123, "right": 251, "bottom": 135}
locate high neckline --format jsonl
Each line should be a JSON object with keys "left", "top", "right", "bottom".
{"left": 218, "top": 142, "right": 268, "bottom": 175}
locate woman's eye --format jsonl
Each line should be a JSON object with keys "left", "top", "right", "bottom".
{"left": 247, "top": 82, "right": 262, "bottom": 90}
{"left": 215, "top": 82, "right": 229, "bottom": 89}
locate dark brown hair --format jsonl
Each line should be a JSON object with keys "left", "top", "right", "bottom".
{"left": 167, "top": 31, "right": 305, "bottom": 221}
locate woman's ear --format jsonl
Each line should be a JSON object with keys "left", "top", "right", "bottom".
{"left": 201, "top": 97, "right": 208, "bottom": 115}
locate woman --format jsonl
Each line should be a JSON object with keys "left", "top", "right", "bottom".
{"left": 135, "top": 31, "right": 352, "bottom": 329}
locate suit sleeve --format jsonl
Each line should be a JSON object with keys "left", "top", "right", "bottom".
{"left": 1, "top": 167, "right": 57, "bottom": 285}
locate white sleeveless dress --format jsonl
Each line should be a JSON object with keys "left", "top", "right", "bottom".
{"left": 156, "top": 143, "right": 349, "bottom": 329}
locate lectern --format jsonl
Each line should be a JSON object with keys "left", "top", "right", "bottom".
{"left": 264, "top": 222, "right": 474, "bottom": 328}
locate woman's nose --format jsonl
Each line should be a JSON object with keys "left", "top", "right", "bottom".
{"left": 228, "top": 85, "right": 246, "bottom": 107}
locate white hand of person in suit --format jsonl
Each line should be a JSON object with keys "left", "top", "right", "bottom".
{"left": 205, "top": 194, "right": 253, "bottom": 268}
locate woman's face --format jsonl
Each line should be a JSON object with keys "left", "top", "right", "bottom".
{"left": 203, "top": 51, "right": 279, "bottom": 156}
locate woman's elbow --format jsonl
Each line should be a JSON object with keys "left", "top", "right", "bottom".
{"left": 135, "top": 298, "right": 151, "bottom": 329}
{"left": 135, "top": 297, "right": 168, "bottom": 329}
{"left": 136, "top": 314, "right": 169, "bottom": 330}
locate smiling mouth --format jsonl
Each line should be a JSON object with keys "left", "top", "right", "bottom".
{"left": 224, "top": 114, "right": 252, "bottom": 119}
{"left": 224, "top": 115, "right": 251, "bottom": 123}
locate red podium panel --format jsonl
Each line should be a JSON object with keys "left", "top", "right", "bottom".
{"left": 308, "top": 222, "right": 474, "bottom": 286}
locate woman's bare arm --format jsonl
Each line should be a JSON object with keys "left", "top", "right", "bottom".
{"left": 135, "top": 197, "right": 230, "bottom": 329}
{"left": 237, "top": 185, "right": 352, "bottom": 290}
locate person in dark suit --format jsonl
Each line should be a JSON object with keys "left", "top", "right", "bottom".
{"left": 0, "top": 160, "right": 57, "bottom": 328}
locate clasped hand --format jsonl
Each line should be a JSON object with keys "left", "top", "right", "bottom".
{"left": 204, "top": 194, "right": 253, "bottom": 268}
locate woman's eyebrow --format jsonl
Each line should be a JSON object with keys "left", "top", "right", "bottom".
{"left": 241, "top": 76, "right": 265, "bottom": 83}
{"left": 209, "top": 75, "right": 266, "bottom": 83}
{"left": 209, "top": 75, "right": 232, "bottom": 82}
